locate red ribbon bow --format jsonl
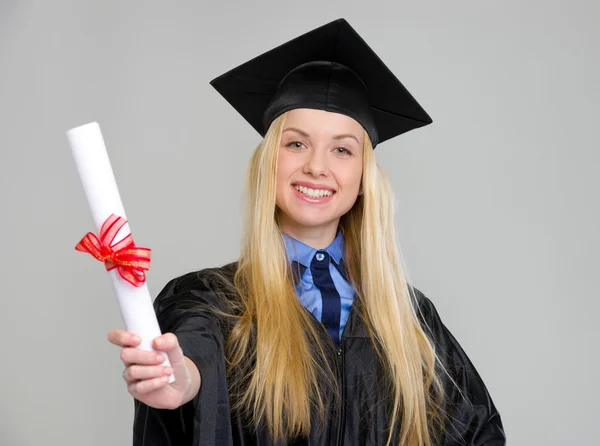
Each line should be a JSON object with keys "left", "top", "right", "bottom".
{"left": 75, "top": 214, "right": 151, "bottom": 287}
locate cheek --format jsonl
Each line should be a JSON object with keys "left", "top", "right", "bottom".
{"left": 340, "top": 163, "right": 363, "bottom": 193}
{"left": 275, "top": 153, "right": 285, "bottom": 186}
{"left": 275, "top": 151, "right": 292, "bottom": 203}
{"left": 276, "top": 150, "right": 292, "bottom": 181}
{"left": 276, "top": 150, "right": 304, "bottom": 187}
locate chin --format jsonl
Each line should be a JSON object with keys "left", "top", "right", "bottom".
{"left": 284, "top": 210, "right": 339, "bottom": 230}
{"left": 277, "top": 194, "right": 353, "bottom": 232}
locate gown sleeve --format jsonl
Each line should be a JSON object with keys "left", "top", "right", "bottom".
{"left": 132, "top": 271, "right": 234, "bottom": 446}
{"left": 414, "top": 288, "right": 507, "bottom": 446}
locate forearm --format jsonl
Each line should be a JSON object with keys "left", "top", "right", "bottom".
{"left": 182, "top": 355, "right": 201, "bottom": 405}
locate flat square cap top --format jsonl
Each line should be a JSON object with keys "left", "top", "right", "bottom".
{"left": 210, "top": 18, "right": 432, "bottom": 147}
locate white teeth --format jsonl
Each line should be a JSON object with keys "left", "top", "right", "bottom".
{"left": 294, "top": 185, "right": 334, "bottom": 198}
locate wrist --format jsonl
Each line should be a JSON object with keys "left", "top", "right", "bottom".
{"left": 182, "top": 356, "right": 201, "bottom": 405}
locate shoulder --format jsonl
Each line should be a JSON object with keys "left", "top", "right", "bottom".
{"left": 410, "top": 286, "right": 492, "bottom": 385}
{"left": 410, "top": 285, "right": 442, "bottom": 332}
{"left": 158, "top": 261, "right": 239, "bottom": 297}
{"left": 410, "top": 286, "right": 469, "bottom": 368}
{"left": 153, "top": 262, "right": 240, "bottom": 330}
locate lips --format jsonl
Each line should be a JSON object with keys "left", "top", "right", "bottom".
{"left": 291, "top": 183, "right": 336, "bottom": 203}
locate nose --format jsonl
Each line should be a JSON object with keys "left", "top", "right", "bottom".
{"left": 302, "top": 148, "right": 328, "bottom": 177}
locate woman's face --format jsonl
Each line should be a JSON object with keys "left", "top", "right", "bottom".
{"left": 276, "top": 108, "right": 364, "bottom": 241}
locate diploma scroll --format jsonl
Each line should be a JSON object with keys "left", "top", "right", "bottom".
{"left": 67, "top": 122, "right": 174, "bottom": 383}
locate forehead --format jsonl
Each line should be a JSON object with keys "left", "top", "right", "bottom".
{"left": 283, "top": 108, "right": 364, "bottom": 138}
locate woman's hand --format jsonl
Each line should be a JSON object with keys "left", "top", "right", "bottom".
{"left": 107, "top": 330, "right": 201, "bottom": 410}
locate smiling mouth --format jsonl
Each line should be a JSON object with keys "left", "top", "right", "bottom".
{"left": 293, "top": 184, "right": 335, "bottom": 198}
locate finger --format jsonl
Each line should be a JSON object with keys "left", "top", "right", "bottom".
{"left": 120, "top": 348, "right": 166, "bottom": 367}
{"left": 153, "top": 333, "right": 186, "bottom": 370}
{"left": 107, "top": 329, "right": 141, "bottom": 348}
{"left": 123, "top": 365, "right": 173, "bottom": 383}
{"left": 129, "top": 376, "right": 170, "bottom": 395}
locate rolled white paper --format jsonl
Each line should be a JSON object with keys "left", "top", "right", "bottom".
{"left": 67, "top": 122, "right": 174, "bottom": 383}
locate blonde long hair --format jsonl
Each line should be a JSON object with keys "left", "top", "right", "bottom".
{"left": 227, "top": 112, "right": 444, "bottom": 445}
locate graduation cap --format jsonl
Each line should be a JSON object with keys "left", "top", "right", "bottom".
{"left": 209, "top": 18, "right": 432, "bottom": 148}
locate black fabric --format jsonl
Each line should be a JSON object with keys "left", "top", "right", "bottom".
{"left": 209, "top": 18, "right": 433, "bottom": 148}
{"left": 133, "top": 263, "right": 506, "bottom": 445}
{"left": 262, "top": 61, "right": 379, "bottom": 146}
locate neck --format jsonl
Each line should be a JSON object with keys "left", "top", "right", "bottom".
{"left": 279, "top": 219, "right": 339, "bottom": 250}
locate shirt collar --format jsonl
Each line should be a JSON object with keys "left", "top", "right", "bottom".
{"left": 283, "top": 231, "right": 344, "bottom": 267}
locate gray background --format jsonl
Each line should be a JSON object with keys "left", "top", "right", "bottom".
{"left": 0, "top": 1, "right": 598, "bottom": 445}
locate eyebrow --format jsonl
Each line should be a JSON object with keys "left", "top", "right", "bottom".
{"left": 283, "top": 127, "right": 360, "bottom": 145}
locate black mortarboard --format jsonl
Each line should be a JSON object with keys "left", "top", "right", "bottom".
{"left": 209, "top": 18, "right": 432, "bottom": 148}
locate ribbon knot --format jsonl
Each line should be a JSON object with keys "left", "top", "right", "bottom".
{"left": 75, "top": 214, "right": 151, "bottom": 287}
{"left": 99, "top": 245, "right": 114, "bottom": 261}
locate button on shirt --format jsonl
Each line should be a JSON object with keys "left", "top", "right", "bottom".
{"left": 283, "top": 232, "right": 355, "bottom": 341}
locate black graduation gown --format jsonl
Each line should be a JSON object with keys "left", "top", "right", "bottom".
{"left": 133, "top": 263, "right": 505, "bottom": 445}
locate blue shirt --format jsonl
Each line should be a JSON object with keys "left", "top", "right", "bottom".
{"left": 283, "top": 232, "right": 355, "bottom": 340}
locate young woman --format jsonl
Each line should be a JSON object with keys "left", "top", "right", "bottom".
{"left": 108, "top": 19, "right": 505, "bottom": 446}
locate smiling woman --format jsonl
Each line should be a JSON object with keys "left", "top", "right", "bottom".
{"left": 276, "top": 109, "right": 365, "bottom": 246}
{"left": 107, "top": 18, "right": 506, "bottom": 446}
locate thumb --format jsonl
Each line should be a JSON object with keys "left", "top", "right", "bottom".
{"left": 153, "top": 333, "right": 186, "bottom": 377}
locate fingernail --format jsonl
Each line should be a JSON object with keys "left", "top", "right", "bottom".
{"left": 164, "top": 367, "right": 173, "bottom": 375}
{"left": 156, "top": 354, "right": 164, "bottom": 362}
{"left": 155, "top": 338, "right": 164, "bottom": 347}
{"left": 132, "top": 335, "right": 141, "bottom": 344}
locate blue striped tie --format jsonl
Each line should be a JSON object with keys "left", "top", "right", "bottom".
{"left": 309, "top": 250, "right": 342, "bottom": 345}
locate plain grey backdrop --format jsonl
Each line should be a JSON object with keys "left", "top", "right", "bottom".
{"left": 1, "top": 1, "right": 598, "bottom": 445}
